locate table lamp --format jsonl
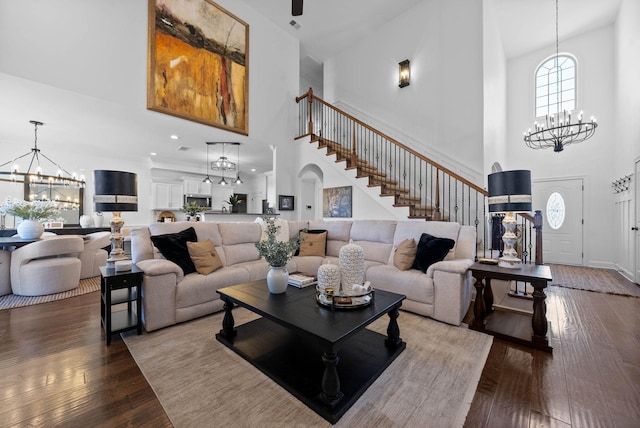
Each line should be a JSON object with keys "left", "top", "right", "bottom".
{"left": 93, "top": 170, "right": 138, "bottom": 265}
{"left": 488, "top": 170, "right": 532, "bottom": 269}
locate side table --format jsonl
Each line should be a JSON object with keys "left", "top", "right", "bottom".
{"left": 99, "top": 265, "right": 143, "bottom": 345}
{"left": 469, "top": 262, "right": 553, "bottom": 353}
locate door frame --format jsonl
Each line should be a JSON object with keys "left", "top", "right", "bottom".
{"left": 532, "top": 175, "right": 587, "bottom": 266}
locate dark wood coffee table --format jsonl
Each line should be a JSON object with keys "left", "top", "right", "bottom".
{"left": 216, "top": 280, "right": 406, "bottom": 424}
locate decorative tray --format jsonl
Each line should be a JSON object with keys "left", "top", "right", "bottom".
{"left": 316, "top": 285, "right": 374, "bottom": 310}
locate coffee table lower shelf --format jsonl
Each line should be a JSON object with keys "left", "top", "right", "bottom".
{"left": 216, "top": 317, "right": 405, "bottom": 424}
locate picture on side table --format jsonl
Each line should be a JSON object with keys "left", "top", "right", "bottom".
{"left": 278, "top": 195, "right": 294, "bottom": 211}
{"left": 147, "top": 0, "right": 249, "bottom": 135}
{"left": 323, "top": 186, "right": 352, "bottom": 218}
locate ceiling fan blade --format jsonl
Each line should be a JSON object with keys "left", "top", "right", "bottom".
{"left": 292, "top": 0, "right": 303, "bottom": 16}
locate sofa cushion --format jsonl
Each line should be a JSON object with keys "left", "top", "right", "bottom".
{"left": 366, "top": 264, "right": 434, "bottom": 306}
{"left": 298, "top": 230, "right": 327, "bottom": 256}
{"left": 219, "top": 222, "right": 262, "bottom": 266}
{"left": 187, "top": 240, "right": 223, "bottom": 275}
{"left": 393, "top": 238, "right": 417, "bottom": 270}
{"left": 393, "top": 221, "right": 461, "bottom": 261}
{"left": 150, "top": 227, "right": 197, "bottom": 274}
{"left": 412, "top": 233, "right": 455, "bottom": 273}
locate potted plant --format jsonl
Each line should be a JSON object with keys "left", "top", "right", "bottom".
{"left": 255, "top": 216, "right": 300, "bottom": 294}
{"left": 1, "top": 198, "right": 59, "bottom": 239}
{"left": 226, "top": 194, "right": 243, "bottom": 213}
{"left": 180, "top": 201, "right": 206, "bottom": 221}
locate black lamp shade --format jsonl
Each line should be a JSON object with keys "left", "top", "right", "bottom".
{"left": 488, "top": 170, "right": 532, "bottom": 213}
{"left": 94, "top": 170, "right": 138, "bottom": 212}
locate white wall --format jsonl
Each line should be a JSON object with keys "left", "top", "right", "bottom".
{"left": 506, "top": 26, "right": 616, "bottom": 268}
{"left": 323, "top": 0, "right": 484, "bottom": 176}
{"left": 482, "top": 0, "right": 507, "bottom": 182}
{"left": 614, "top": 0, "right": 640, "bottom": 171}
{"left": 0, "top": 0, "right": 299, "bottom": 223}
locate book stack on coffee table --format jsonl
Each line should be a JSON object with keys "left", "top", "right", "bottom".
{"left": 288, "top": 272, "right": 317, "bottom": 288}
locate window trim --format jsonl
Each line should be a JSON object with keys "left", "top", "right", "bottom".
{"left": 533, "top": 52, "right": 578, "bottom": 120}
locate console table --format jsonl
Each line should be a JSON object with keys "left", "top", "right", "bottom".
{"left": 470, "top": 263, "right": 553, "bottom": 353}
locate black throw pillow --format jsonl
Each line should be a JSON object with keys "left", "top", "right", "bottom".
{"left": 150, "top": 227, "right": 198, "bottom": 275}
{"left": 412, "top": 233, "right": 455, "bottom": 273}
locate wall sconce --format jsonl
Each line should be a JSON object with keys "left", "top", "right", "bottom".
{"left": 398, "top": 59, "right": 410, "bottom": 88}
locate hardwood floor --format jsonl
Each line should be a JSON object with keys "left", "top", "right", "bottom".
{"left": 1, "top": 273, "right": 638, "bottom": 427}
{"left": 0, "top": 291, "right": 171, "bottom": 428}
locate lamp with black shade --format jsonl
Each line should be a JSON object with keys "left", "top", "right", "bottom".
{"left": 488, "top": 170, "right": 532, "bottom": 269}
{"left": 93, "top": 170, "right": 138, "bottom": 266}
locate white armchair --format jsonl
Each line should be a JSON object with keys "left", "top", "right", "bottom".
{"left": 0, "top": 250, "right": 10, "bottom": 296}
{"left": 79, "top": 231, "right": 110, "bottom": 279}
{"left": 10, "top": 236, "right": 84, "bottom": 296}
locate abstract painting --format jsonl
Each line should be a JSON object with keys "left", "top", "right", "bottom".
{"left": 147, "top": 0, "right": 249, "bottom": 134}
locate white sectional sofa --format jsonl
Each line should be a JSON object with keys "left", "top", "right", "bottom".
{"left": 131, "top": 219, "right": 476, "bottom": 332}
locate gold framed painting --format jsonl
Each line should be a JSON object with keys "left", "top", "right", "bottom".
{"left": 147, "top": 0, "right": 249, "bottom": 135}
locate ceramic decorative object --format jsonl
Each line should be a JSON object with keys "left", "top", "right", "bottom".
{"left": 17, "top": 219, "right": 44, "bottom": 239}
{"left": 317, "top": 263, "right": 340, "bottom": 294}
{"left": 80, "top": 215, "right": 93, "bottom": 228}
{"left": 266, "top": 266, "right": 289, "bottom": 294}
{"left": 93, "top": 212, "right": 103, "bottom": 227}
{"left": 339, "top": 243, "right": 365, "bottom": 293}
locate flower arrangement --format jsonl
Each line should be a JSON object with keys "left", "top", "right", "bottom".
{"left": 255, "top": 216, "right": 300, "bottom": 267}
{"left": 180, "top": 201, "right": 207, "bottom": 217}
{"left": 1, "top": 198, "right": 59, "bottom": 220}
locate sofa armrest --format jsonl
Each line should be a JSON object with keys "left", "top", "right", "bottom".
{"left": 136, "top": 259, "right": 183, "bottom": 332}
{"left": 426, "top": 258, "right": 474, "bottom": 277}
{"left": 136, "top": 259, "right": 184, "bottom": 280}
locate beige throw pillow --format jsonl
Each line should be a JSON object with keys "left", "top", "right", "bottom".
{"left": 298, "top": 231, "right": 328, "bottom": 257}
{"left": 187, "top": 240, "right": 223, "bottom": 275}
{"left": 393, "top": 238, "right": 417, "bottom": 270}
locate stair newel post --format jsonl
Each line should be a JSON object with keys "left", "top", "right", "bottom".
{"left": 433, "top": 169, "right": 442, "bottom": 221}
{"left": 533, "top": 210, "right": 543, "bottom": 265}
{"left": 307, "top": 87, "right": 314, "bottom": 136}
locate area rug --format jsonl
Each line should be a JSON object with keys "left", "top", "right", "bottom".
{"left": 123, "top": 308, "right": 493, "bottom": 428}
{"left": 549, "top": 264, "right": 640, "bottom": 298}
{"left": 0, "top": 276, "right": 101, "bottom": 310}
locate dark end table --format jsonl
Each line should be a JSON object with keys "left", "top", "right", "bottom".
{"left": 99, "top": 265, "right": 143, "bottom": 345}
{"left": 470, "top": 262, "right": 553, "bottom": 352}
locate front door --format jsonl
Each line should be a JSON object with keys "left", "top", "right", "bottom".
{"left": 532, "top": 178, "right": 584, "bottom": 265}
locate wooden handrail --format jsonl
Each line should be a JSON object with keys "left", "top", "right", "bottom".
{"left": 296, "top": 88, "right": 487, "bottom": 195}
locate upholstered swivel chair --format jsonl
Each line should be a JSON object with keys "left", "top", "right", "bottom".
{"left": 0, "top": 250, "right": 11, "bottom": 296}
{"left": 10, "top": 236, "right": 84, "bottom": 296}
{"left": 79, "top": 231, "right": 110, "bottom": 279}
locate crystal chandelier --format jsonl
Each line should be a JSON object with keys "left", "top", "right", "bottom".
{"left": 0, "top": 120, "right": 86, "bottom": 187}
{"left": 523, "top": 0, "right": 597, "bottom": 152}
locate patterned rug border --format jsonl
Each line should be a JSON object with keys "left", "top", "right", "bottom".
{"left": 0, "top": 276, "right": 101, "bottom": 310}
{"left": 550, "top": 283, "right": 639, "bottom": 298}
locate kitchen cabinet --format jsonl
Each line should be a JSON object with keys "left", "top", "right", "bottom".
{"left": 184, "top": 179, "right": 211, "bottom": 196}
{"left": 152, "top": 182, "right": 183, "bottom": 209}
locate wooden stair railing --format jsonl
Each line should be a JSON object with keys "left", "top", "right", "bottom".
{"left": 295, "top": 88, "right": 542, "bottom": 264}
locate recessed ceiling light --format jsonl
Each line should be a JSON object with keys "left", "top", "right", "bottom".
{"left": 170, "top": 134, "right": 179, "bottom": 140}
{"left": 150, "top": 152, "right": 157, "bottom": 156}
{"left": 251, "top": 168, "right": 256, "bottom": 172}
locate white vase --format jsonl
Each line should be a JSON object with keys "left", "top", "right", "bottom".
{"left": 267, "top": 266, "right": 289, "bottom": 294}
{"left": 93, "top": 212, "right": 103, "bottom": 227}
{"left": 80, "top": 215, "right": 93, "bottom": 228}
{"left": 17, "top": 219, "right": 45, "bottom": 239}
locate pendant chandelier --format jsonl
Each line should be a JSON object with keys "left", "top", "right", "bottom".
{"left": 0, "top": 120, "right": 85, "bottom": 187}
{"left": 210, "top": 142, "right": 241, "bottom": 186}
{"left": 523, "top": 0, "right": 597, "bottom": 152}
{"left": 202, "top": 142, "right": 213, "bottom": 184}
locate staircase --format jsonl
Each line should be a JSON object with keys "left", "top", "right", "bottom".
{"left": 295, "top": 88, "right": 544, "bottom": 265}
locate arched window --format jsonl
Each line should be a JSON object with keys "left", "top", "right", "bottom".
{"left": 535, "top": 54, "right": 576, "bottom": 118}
